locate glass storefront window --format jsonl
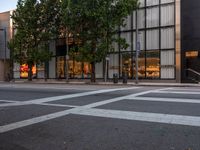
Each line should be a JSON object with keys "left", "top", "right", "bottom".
{"left": 121, "top": 52, "right": 132, "bottom": 78}
{"left": 146, "top": 51, "right": 160, "bottom": 78}
{"left": 73, "top": 61, "right": 82, "bottom": 78}
{"left": 56, "top": 56, "right": 65, "bottom": 78}
{"left": 138, "top": 51, "right": 145, "bottom": 78}
{"left": 20, "top": 64, "right": 36, "bottom": 78}
{"left": 37, "top": 63, "right": 45, "bottom": 78}
{"left": 13, "top": 63, "right": 20, "bottom": 78}
{"left": 68, "top": 59, "right": 91, "bottom": 79}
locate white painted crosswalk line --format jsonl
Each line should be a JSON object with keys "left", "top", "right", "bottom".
{"left": 126, "top": 97, "right": 200, "bottom": 104}
{"left": 73, "top": 108, "right": 200, "bottom": 127}
{"left": 0, "top": 100, "right": 17, "bottom": 103}
{"left": 0, "top": 87, "right": 156, "bottom": 133}
{"left": 3, "top": 87, "right": 199, "bottom": 134}
{"left": 0, "top": 87, "right": 140, "bottom": 108}
{"left": 0, "top": 109, "right": 73, "bottom": 133}
{"left": 164, "top": 88, "right": 200, "bottom": 92}
{"left": 152, "top": 90, "right": 200, "bottom": 95}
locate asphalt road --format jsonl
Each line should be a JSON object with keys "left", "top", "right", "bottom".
{"left": 0, "top": 83, "right": 200, "bottom": 150}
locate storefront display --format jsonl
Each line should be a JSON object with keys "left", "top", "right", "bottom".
{"left": 20, "top": 64, "right": 36, "bottom": 78}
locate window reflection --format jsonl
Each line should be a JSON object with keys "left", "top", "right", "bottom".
{"left": 122, "top": 52, "right": 132, "bottom": 78}
{"left": 138, "top": 51, "right": 145, "bottom": 78}
{"left": 56, "top": 56, "right": 65, "bottom": 78}
{"left": 68, "top": 60, "right": 91, "bottom": 79}
{"left": 146, "top": 51, "right": 160, "bottom": 78}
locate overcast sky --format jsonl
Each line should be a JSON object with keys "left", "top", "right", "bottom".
{"left": 0, "top": 0, "right": 18, "bottom": 13}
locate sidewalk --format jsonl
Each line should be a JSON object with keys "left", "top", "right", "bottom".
{"left": 3, "top": 79, "right": 200, "bottom": 87}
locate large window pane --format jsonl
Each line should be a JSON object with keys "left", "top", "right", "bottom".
{"left": 139, "top": 0, "right": 145, "bottom": 7}
{"left": 146, "top": 7, "right": 159, "bottom": 28}
{"left": 161, "top": 50, "right": 175, "bottom": 65}
{"left": 138, "top": 9, "right": 145, "bottom": 29}
{"left": 68, "top": 60, "right": 92, "bottom": 79}
{"left": 161, "top": 0, "right": 174, "bottom": 4}
{"left": 37, "top": 63, "right": 45, "bottom": 78}
{"left": 161, "top": 4, "right": 174, "bottom": 26}
{"left": 121, "top": 15, "right": 131, "bottom": 31}
{"left": 161, "top": 67, "right": 175, "bottom": 79}
{"left": 133, "top": 9, "right": 145, "bottom": 29}
{"left": 137, "top": 51, "right": 146, "bottom": 78}
{"left": 13, "top": 63, "right": 20, "bottom": 78}
{"left": 49, "top": 57, "right": 56, "bottom": 78}
{"left": 146, "top": 0, "right": 159, "bottom": 6}
{"left": 146, "top": 51, "right": 160, "bottom": 78}
{"left": 109, "top": 54, "right": 119, "bottom": 78}
{"left": 161, "top": 28, "right": 174, "bottom": 49}
{"left": 121, "top": 52, "right": 132, "bottom": 78}
{"left": 120, "top": 32, "right": 131, "bottom": 51}
{"left": 96, "top": 62, "right": 103, "bottom": 78}
{"left": 57, "top": 56, "right": 65, "bottom": 78}
{"left": 146, "top": 29, "right": 159, "bottom": 50}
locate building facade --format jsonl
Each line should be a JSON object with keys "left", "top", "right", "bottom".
{"left": 0, "top": 11, "right": 13, "bottom": 81}
{"left": 2, "top": 0, "right": 200, "bottom": 82}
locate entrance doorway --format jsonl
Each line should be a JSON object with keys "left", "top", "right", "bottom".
{"left": 185, "top": 51, "right": 200, "bottom": 82}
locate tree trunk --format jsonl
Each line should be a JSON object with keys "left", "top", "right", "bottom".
{"left": 28, "top": 63, "right": 33, "bottom": 81}
{"left": 90, "top": 61, "right": 96, "bottom": 82}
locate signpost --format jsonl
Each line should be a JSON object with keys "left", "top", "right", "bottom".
{"left": 135, "top": 9, "right": 139, "bottom": 84}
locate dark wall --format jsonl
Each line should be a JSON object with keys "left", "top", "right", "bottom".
{"left": 181, "top": 0, "right": 200, "bottom": 50}
{"left": 181, "top": 0, "right": 200, "bottom": 82}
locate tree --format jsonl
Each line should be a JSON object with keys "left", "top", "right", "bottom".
{"left": 61, "top": 0, "right": 138, "bottom": 82}
{"left": 9, "top": 0, "right": 61, "bottom": 81}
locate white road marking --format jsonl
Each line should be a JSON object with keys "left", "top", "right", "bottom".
{"left": 82, "top": 89, "right": 161, "bottom": 109}
{"left": 38, "top": 103, "right": 78, "bottom": 108}
{"left": 165, "top": 88, "right": 200, "bottom": 92}
{"left": 152, "top": 90, "right": 200, "bottom": 95}
{"left": 2, "top": 87, "right": 199, "bottom": 133}
{"left": 0, "top": 87, "right": 154, "bottom": 133}
{"left": 126, "top": 97, "right": 200, "bottom": 104}
{"left": 0, "top": 109, "right": 73, "bottom": 133}
{"left": 0, "top": 87, "right": 139, "bottom": 108}
{"left": 0, "top": 102, "right": 32, "bottom": 107}
{"left": 73, "top": 108, "right": 200, "bottom": 127}
{"left": 0, "top": 100, "right": 17, "bottom": 103}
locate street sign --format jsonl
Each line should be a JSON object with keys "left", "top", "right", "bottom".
{"left": 106, "top": 56, "right": 110, "bottom": 61}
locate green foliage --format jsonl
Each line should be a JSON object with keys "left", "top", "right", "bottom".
{"left": 9, "top": 0, "right": 138, "bottom": 81}
{"left": 61, "top": 0, "right": 138, "bottom": 63}
{"left": 10, "top": 0, "right": 61, "bottom": 65}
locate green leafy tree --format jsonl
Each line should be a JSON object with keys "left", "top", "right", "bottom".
{"left": 9, "top": 0, "right": 61, "bottom": 81}
{"left": 61, "top": 0, "right": 138, "bottom": 82}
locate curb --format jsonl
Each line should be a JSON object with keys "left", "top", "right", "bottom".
{"left": 1, "top": 80, "right": 200, "bottom": 87}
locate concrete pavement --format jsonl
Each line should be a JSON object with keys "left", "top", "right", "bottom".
{"left": 1, "top": 78, "right": 200, "bottom": 87}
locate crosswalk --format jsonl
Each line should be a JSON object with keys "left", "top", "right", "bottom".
{"left": 1, "top": 86, "right": 200, "bottom": 133}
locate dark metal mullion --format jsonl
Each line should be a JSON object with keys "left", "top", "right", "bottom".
{"left": 131, "top": 11, "right": 134, "bottom": 79}
{"left": 144, "top": 0, "right": 147, "bottom": 79}
{"left": 159, "top": 0, "right": 161, "bottom": 79}
{"left": 119, "top": 24, "right": 175, "bottom": 33}
{"left": 174, "top": 0, "right": 176, "bottom": 80}
{"left": 145, "top": 2, "right": 175, "bottom": 9}
{"left": 118, "top": 27, "right": 121, "bottom": 78}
